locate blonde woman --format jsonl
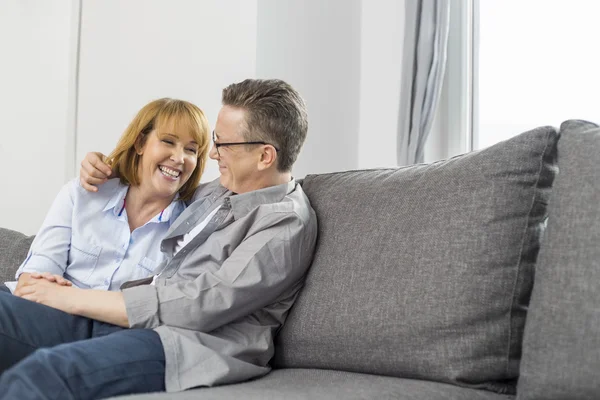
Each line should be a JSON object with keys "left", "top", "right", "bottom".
{"left": 5, "top": 98, "right": 210, "bottom": 294}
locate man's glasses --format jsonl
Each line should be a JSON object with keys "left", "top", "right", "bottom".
{"left": 212, "top": 131, "right": 279, "bottom": 157}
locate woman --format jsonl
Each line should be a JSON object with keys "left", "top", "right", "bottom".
{"left": 6, "top": 98, "right": 210, "bottom": 294}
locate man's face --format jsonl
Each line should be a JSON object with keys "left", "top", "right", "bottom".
{"left": 209, "top": 106, "right": 261, "bottom": 194}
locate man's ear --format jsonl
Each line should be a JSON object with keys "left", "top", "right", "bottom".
{"left": 257, "top": 145, "right": 278, "bottom": 171}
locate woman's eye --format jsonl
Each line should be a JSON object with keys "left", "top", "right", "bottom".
{"left": 186, "top": 148, "right": 198, "bottom": 154}
{"left": 162, "top": 139, "right": 174, "bottom": 145}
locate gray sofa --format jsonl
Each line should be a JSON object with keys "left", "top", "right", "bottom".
{"left": 1, "top": 120, "right": 598, "bottom": 400}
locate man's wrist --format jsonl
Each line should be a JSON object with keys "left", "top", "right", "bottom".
{"left": 65, "top": 286, "right": 83, "bottom": 315}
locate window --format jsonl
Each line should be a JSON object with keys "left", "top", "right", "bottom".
{"left": 476, "top": 1, "right": 600, "bottom": 149}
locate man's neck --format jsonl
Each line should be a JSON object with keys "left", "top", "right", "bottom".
{"left": 235, "top": 171, "right": 292, "bottom": 194}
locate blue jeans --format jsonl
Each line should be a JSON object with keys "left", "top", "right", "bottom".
{"left": 0, "top": 291, "right": 166, "bottom": 399}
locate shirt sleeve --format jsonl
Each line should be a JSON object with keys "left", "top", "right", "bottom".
{"left": 16, "top": 179, "right": 76, "bottom": 278}
{"left": 123, "top": 211, "right": 311, "bottom": 332}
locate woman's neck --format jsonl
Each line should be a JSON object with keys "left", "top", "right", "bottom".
{"left": 125, "top": 185, "right": 175, "bottom": 232}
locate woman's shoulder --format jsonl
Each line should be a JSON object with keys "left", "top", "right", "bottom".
{"left": 71, "top": 177, "right": 127, "bottom": 202}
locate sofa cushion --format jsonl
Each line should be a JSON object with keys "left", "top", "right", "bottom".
{"left": 110, "top": 369, "right": 514, "bottom": 400}
{"left": 0, "top": 227, "right": 34, "bottom": 284}
{"left": 517, "top": 120, "right": 600, "bottom": 400}
{"left": 273, "top": 126, "right": 559, "bottom": 394}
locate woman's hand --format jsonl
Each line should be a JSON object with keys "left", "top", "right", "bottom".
{"left": 80, "top": 152, "right": 113, "bottom": 192}
{"left": 29, "top": 271, "right": 73, "bottom": 286}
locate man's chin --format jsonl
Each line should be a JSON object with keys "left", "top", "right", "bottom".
{"left": 219, "top": 176, "right": 232, "bottom": 191}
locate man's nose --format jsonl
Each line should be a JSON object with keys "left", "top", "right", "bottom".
{"left": 209, "top": 143, "right": 219, "bottom": 160}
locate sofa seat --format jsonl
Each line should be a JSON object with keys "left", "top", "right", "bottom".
{"left": 114, "top": 369, "right": 514, "bottom": 400}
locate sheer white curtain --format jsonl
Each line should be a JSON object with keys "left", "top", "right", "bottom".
{"left": 397, "top": 0, "right": 450, "bottom": 166}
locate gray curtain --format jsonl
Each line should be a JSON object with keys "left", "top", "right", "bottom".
{"left": 397, "top": 0, "right": 450, "bottom": 165}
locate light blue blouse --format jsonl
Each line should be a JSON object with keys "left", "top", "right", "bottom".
{"left": 14, "top": 178, "right": 185, "bottom": 291}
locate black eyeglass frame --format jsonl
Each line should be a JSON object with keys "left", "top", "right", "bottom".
{"left": 212, "top": 131, "right": 279, "bottom": 156}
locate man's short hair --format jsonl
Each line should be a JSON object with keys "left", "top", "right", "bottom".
{"left": 221, "top": 79, "right": 308, "bottom": 172}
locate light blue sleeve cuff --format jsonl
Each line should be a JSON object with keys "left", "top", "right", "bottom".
{"left": 17, "top": 254, "right": 65, "bottom": 279}
{"left": 122, "top": 284, "right": 160, "bottom": 329}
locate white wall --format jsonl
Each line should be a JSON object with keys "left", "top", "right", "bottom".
{"left": 1, "top": 0, "right": 409, "bottom": 234}
{"left": 0, "top": 0, "right": 76, "bottom": 234}
{"left": 358, "top": 0, "right": 404, "bottom": 169}
{"left": 257, "top": 0, "right": 405, "bottom": 176}
{"left": 256, "top": 0, "right": 362, "bottom": 178}
{"left": 77, "top": 0, "right": 257, "bottom": 183}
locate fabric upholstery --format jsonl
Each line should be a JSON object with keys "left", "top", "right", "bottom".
{"left": 112, "top": 369, "right": 514, "bottom": 400}
{"left": 274, "top": 127, "right": 559, "bottom": 394}
{"left": 0, "top": 227, "right": 33, "bottom": 284}
{"left": 517, "top": 120, "right": 600, "bottom": 400}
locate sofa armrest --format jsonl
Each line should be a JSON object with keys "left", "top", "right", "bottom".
{"left": 0, "top": 227, "right": 34, "bottom": 284}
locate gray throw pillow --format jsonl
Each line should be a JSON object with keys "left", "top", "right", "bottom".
{"left": 517, "top": 120, "right": 600, "bottom": 400}
{"left": 274, "top": 126, "right": 559, "bottom": 395}
{"left": 0, "top": 227, "right": 34, "bottom": 285}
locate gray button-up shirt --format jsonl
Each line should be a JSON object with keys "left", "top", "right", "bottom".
{"left": 122, "top": 178, "right": 317, "bottom": 392}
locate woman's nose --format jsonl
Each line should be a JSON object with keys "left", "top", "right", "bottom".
{"left": 170, "top": 147, "right": 185, "bottom": 164}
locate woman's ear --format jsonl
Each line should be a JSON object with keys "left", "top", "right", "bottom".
{"left": 134, "top": 134, "right": 145, "bottom": 155}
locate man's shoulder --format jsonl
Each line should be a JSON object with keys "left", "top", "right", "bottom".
{"left": 189, "top": 179, "right": 223, "bottom": 204}
{"left": 280, "top": 183, "right": 314, "bottom": 219}
{"left": 253, "top": 183, "right": 316, "bottom": 230}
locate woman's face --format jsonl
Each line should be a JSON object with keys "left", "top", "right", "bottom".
{"left": 136, "top": 121, "right": 199, "bottom": 200}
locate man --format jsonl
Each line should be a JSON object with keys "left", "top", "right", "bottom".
{"left": 0, "top": 79, "right": 317, "bottom": 399}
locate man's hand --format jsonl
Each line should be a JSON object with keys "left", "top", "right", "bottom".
{"left": 15, "top": 278, "right": 77, "bottom": 314}
{"left": 80, "top": 152, "right": 112, "bottom": 192}
{"left": 14, "top": 272, "right": 72, "bottom": 296}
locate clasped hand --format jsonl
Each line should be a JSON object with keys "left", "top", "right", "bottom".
{"left": 14, "top": 272, "right": 76, "bottom": 313}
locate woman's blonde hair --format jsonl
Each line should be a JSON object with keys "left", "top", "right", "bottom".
{"left": 106, "top": 98, "right": 210, "bottom": 201}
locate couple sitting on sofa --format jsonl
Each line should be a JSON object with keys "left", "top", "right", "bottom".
{"left": 0, "top": 78, "right": 317, "bottom": 400}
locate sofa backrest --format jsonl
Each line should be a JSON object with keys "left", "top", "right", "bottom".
{"left": 0, "top": 228, "right": 34, "bottom": 284}
{"left": 517, "top": 120, "right": 600, "bottom": 400}
{"left": 274, "top": 126, "right": 559, "bottom": 395}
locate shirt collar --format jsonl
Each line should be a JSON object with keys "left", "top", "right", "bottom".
{"left": 103, "top": 183, "right": 129, "bottom": 216}
{"left": 225, "top": 178, "right": 297, "bottom": 220}
{"left": 148, "top": 195, "right": 184, "bottom": 224}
